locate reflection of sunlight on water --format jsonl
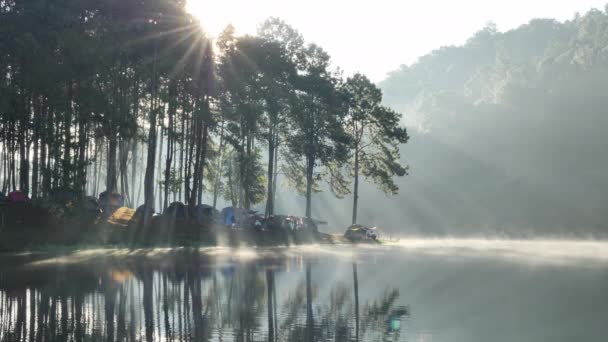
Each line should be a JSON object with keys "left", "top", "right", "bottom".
{"left": 23, "top": 239, "right": 608, "bottom": 268}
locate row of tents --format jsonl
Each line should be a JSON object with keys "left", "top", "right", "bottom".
{"left": 147, "top": 201, "right": 323, "bottom": 232}
{"left": 0, "top": 189, "right": 324, "bottom": 233}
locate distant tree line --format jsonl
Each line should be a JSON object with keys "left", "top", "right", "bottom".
{"left": 0, "top": 0, "right": 408, "bottom": 223}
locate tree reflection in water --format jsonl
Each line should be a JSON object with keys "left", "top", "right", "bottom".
{"left": 0, "top": 251, "right": 408, "bottom": 341}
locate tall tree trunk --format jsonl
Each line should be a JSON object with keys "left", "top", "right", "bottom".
{"left": 130, "top": 79, "right": 141, "bottom": 206}
{"left": 188, "top": 97, "right": 207, "bottom": 212}
{"left": 42, "top": 106, "right": 53, "bottom": 195}
{"left": 31, "top": 96, "right": 40, "bottom": 199}
{"left": 18, "top": 93, "right": 29, "bottom": 194}
{"left": 136, "top": 142, "right": 145, "bottom": 206}
{"left": 212, "top": 119, "right": 225, "bottom": 209}
{"left": 352, "top": 147, "right": 359, "bottom": 225}
{"left": 77, "top": 103, "right": 87, "bottom": 195}
{"left": 106, "top": 131, "right": 118, "bottom": 193}
{"left": 178, "top": 110, "right": 185, "bottom": 203}
{"left": 92, "top": 140, "right": 101, "bottom": 197}
{"left": 190, "top": 121, "right": 208, "bottom": 210}
{"left": 305, "top": 153, "right": 314, "bottom": 219}
{"left": 156, "top": 126, "right": 163, "bottom": 211}
{"left": 244, "top": 133, "right": 253, "bottom": 210}
{"left": 144, "top": 111, "right": 158, "bottom": 221}
{"left": 130, "top": 140, "right": 138, "bottom": 206}
{"left": 143, "top": 45, "right": 159, "bottom": 224}
{"left": 1, "top": 137, "right": 6, "bottom": 193}
{"left": 163, "top": 80, "right": 176, "bottom": 211}
{"left": 264, "top": 123, "right": 275, "bottom": 217}
{"left": 272, "top": 134, "right": 280, "bottom": 212}
{"left": 63, "top": 82, "right": 73, "bottom": 187}
{"left": 184, "top": 110, "right": 193, "bottom": 205}
{"left": 119, "top": 140, "right": 131, "bottom": 206}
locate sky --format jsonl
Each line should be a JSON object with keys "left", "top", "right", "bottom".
{"left": 186, "top": 0, "right": 608, "bottom": 82}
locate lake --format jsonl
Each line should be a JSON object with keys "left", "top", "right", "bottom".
{"left": 1, "top": 239, "right": 607, "bottom": 341}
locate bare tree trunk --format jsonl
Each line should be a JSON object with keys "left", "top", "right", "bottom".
{"left": 163, "top": 80, "right": 176, "bottom": 211}
{"left": 1, "top": 139, "right": 6, "bottom": 193}
{"left": 63, "top": 82, "right": 73, "bottom": 187}
{"left": 143, "top": 45, "right": 159, "bottom": 223}
{"left": 272, "top": 134, "right": 280, "bottom": 205}
{"left": 18, "top": 92, "right": 30, "bottom": 194}
{"left": 42, "top": 106, "right": 53, "bottom": 195}
{"left": 106, "top": 131, "right": 118, "bottom": 193}
{"left": 212, "top": 119, "right": 225, "bottom": 209}
{"left": 190, "top": 120, "right": 208, "bottom": 210}
{"left": 119, "top": 140, "right": 131, "bottom": 207}
{"left": 137, "top": 143, "right": 145, "bottom": 206}
{"left": 77, "top": 86, "right": 88, "bottom": 195}
{"left": 243, "top": 133, "right": 253, "bottom": 210}
{"left": 144, "top": 115, "right": 158, "bottom": 221}
{"left": 305, "top": 153, "right": 314, "bottom": 219}
{"left": 157, "top": 125, "right": 164, "bottom": 211}
{"left": 92, "top": 140, "right": 101, "bottom": 197}
{"left": 352, "top": 146, "right": 359, "bottom": 225}
{"left": 184, "top": 110, "right": 193, "bottom": 205}
{"left": 264, "top": 123, "right": 275, "bottom": 217}
{"left": 178, "top": 109, "right": 185, "bottom": 203}
{"left": 31, "top": 96, "right": 40, "bottom": 199}
{"left": 130, "top": 140, "right": 138, "bottom": 206}
{"left": 188, "top": 96, "right": 206, "bottom": 212}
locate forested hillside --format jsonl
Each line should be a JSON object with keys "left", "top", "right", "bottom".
{"left": 378, "top": 8, "right": 608, "bottom": 235}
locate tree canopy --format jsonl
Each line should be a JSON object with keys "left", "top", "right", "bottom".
{"left": 0, "top": 2, "right": 408, "bottom": 223}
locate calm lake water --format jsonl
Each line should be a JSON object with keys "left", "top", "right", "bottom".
{"left": 1, "top": 240, "right": 607, "bottom": 342}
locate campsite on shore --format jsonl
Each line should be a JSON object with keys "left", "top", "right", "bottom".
{"left": 0, "top": 189, "right": 380, "bottom": 252}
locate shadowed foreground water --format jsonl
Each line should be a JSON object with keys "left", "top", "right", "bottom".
{"left": 0, "top": 240, "right": 607, "bottom": 341}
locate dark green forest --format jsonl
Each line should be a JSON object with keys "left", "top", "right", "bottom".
{"left": 0, "top": 0, "right": 407, "bottom": 224}
{"left": 375, "top": 7, "right": 608, "bottom": 235}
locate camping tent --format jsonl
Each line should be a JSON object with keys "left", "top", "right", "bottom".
{"left": 193, "top": 204, "right": 219, "bottom": 226}
{"left": 135, "top": 205, "right": 155, "bottom": 219}
{"left": 7, "top": 190, "right": 28, "bottom": 203}
{"left": 220, "top": 207, "right": 250, "bottom": 227}
{"left": 164, "top": 202, "right": 187, "bottom": 222}
{"left": 99, "top": 191, "right": 124, "bottom": 211}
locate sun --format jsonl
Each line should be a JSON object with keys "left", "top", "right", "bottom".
{"left": 186, "top": 0, "right": 257, "bottom": 38}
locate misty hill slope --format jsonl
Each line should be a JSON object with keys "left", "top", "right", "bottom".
{"left": 376, "top": 9, "right": 608, "bottom": 236}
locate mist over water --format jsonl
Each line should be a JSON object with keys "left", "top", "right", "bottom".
{"left": 390, "top": 238, "right": 608, "bottom": 266}
{"left": 1, "top": 240, "right": 607, "bottom": 341}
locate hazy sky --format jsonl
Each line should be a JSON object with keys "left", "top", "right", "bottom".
{"left": 187, "top": 0, "right": 607, "bottom": 82}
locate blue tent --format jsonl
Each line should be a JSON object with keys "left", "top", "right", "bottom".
{"left": 221, "top": 206, "right": 237, "bottom": 226}
{"left": 220, "top": 207, "right": 252, "bottom": 227}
